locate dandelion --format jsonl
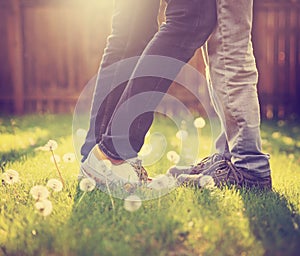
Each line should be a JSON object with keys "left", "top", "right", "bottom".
{"left": 30, "top": 185, "right": 50, "bottom": 201}
{"left": 50, "top": 154, "right": 61, "bottom": 163}
{"left": 199, "top": 175, "right": 215, "bottom": 189}
{"left": 176, "top": 130, "right": 188, "bottom": 140}
{"left": 76, "top": 128, "right": 87, "bottom": 138}
{"left": 62, "top": 153, "right": 76, "bottom": 163}
{"left": 35, "top": 199, "right": 53, "bottom": 217}
{"left": 193, "top": 117, "right": 206, "bottom": 129}
{"left": 147, "top": 174, "right": 176, "bottom": 191}
{"left": 76, "top": 178, "right": 97, "bottom": 207}
{"left": 167, "top": 151, "right": 180, "bottom": 164}
{"left": 38, "top": 140, "right": 58, "bottom": 151}
{"left": 124, "top": 195, "right": 142, "bottom": 212}
{"left": 79, "top": 178, "right": 96, "bottom": 192}
{"left": 46, "top": 179, "right": 63, "bottom": 192}
{"left": 2, "top": 169, "right": 19, "bottom": 185}
{"left": 37, "top": 139, "right": 65, "bottom": 187}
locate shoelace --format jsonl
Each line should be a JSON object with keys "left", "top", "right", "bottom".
{"left": 224, "top": 160, "right": 244, "bottom": 185}
{"left": 191, "top": 153, "right": 225, "bottom": 174}
{"left": 129, "top": 159, "right": 149, "bottom": 183}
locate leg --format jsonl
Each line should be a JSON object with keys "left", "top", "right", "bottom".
{"left": 202, "top": 44, "right": 231, "bottom": 160}
{"left": 168, "top": 0, "right": 271, "bottom": 189}
{"left": 206, "top": 0, "right": 270, "bottom": 177}
{"left": 99, "top": 0, "right": 217, "bottom": 160}
{"left": 81, "top": 0, "right": 161, "bottom": 161}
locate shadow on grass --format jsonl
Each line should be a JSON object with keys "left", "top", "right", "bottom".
{"left": 240, "top": 189, "right": 300, "bottom": 256}
{"left": 0, "top": 114, "right": 73, "bottom": 171}
{"left": 0, "top": 136, "right": 61, "bottom": 172}
{"left": 63, "top": 185, "right": 189, "bottom": 256}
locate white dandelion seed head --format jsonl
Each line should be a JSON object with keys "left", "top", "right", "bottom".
{"left": 41, "top": 140, "right": 58, "bottom": 151}
{"left": 46, "top": 179, "right": 63, "bottom": 192}
{"left": 193, "top": 117, "right": 206, "bottom": 129}
{"left": 79, "top": 178, "right": 96, "bottom": 192}
{"left": 199, "top": 175, "right": 215, "bottom": 189}
{"left": 76, "top": 128, "right": 87, "bottom": 138}
{"left": 176, "top": 130, "right": 188, "bottom": 140}
{"left": 2, "top": 169, "right": 20, "bottom": 185}
{"left": 62, "top": 152, "right": 76, "bottom": 163}
{"left": 30, "top": 185, "right": 50, "bottom": 201}
{"left": 124, "top": 195, "right": 142, "bottom": 212}
{"left": 147, "top": 174, "right": 177, "bottom": 191}
{"left": 167, "top": 151, "right": 180, "bottom": 164}
{"left": 35, "top": 199, "right": 53, "bottom": 217}
{"left": 50, "top": 154, "right": 61, "bottom": 163}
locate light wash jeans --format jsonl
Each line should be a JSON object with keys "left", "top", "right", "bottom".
{"left": 202, "top": 0, "right": 271, "bottom": 178}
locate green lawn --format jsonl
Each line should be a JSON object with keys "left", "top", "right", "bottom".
{"left": 0, "top": 114, "right": 300, "bottom": 256}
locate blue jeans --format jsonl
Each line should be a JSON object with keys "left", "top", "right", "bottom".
{"left": 202, "top": 0, "right": 271, "bottom": 177}
{"left": 81, "top": 0, "right": 217, "bottom": 161}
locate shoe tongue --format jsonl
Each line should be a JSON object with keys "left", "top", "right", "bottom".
{"left": 213, "top": 154, "right": 225, "bottom": 162}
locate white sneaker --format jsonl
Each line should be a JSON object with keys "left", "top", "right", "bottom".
{"left": 80, "top": 145, "right": 149, "bottom": 187}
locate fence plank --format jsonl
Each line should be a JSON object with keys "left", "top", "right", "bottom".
{"left": 6, "top": 0, "right": 24, "bottom": 114}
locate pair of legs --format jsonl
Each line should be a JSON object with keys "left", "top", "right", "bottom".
{"left": 81, "top": 0, "right": 217, "bottom": 161}
{"left": 81, "top": 0, "right": 271, "bottom": 188}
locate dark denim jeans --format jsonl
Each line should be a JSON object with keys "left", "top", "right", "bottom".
{"left": 81, "top": 0, "right": 217, "bottom": 161}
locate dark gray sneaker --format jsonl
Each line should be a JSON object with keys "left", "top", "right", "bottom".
{"left": 168, "top": 153, "right": 227, "bottom": 178}
{"left": 177, "top": 159, "right": 272, "bottom": 190}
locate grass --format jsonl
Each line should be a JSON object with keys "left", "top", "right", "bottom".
{"left": 0, "top": 114, "right": 300, "bottom": 256}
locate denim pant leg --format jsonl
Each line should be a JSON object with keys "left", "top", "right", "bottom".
{"left": 203, "top": 0, "right": 271, "bottom": 177}
{"left": 99, "top": 0, "right": 217, "bottom": 160}
{"left": 80, "top": 0, "right": 160, "bottom": 161}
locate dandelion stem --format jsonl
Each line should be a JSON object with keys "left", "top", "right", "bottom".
{"left": 157, "top": 191, "right": 161, "bottom": 209}
{"left": 50, "top": 149, "right": 65, "bottom": 187}
{"left": 75, "top": 191, "right": 87, "bottom": 207}
{"left": 105, "top": 180, "right": 115, "bottom": 221}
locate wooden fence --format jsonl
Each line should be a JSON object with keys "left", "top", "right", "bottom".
{"left": 252, "top": 0, "right": 300, "bottom": 119}
{"left": 0, "top": 0, "right": 299, "bottom": 119}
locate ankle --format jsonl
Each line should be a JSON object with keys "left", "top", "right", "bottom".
{"left": 93, "top": 145, "right": 124, "bottom": 165}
